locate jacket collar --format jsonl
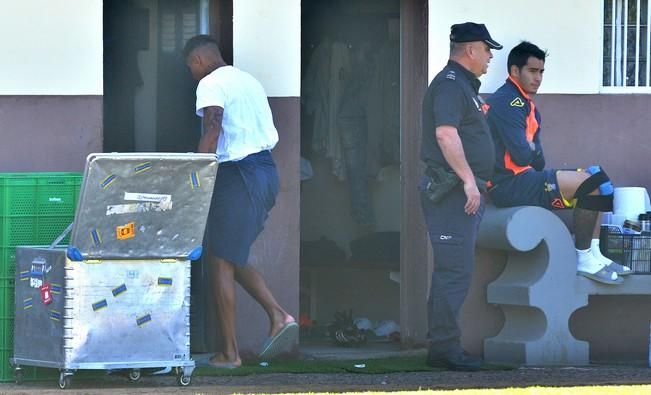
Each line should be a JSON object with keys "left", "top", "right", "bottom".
{"left": 447, "top": 60, "right": 481, "bottom": 93}
{"left": 507, "top": 76, "right": 531, "bottom": 100}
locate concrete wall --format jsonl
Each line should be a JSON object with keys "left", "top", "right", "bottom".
{"left": 233, "top": 0, "right": 301, "bottom": 97}
{"left": 428, "top": 0, "right": 601, "bottom": 94}
{"left": 0, "top": 0, "right": 103, "bottom": 95}
{"left": 0, "top": 0, "right": 103, "bottom": 171}
{"left": 0, "top": 97, "right": 102, "bottom": 172}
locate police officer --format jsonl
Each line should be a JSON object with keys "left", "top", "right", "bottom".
{"left": 420, "top": 22, "right": 502, "bottom": 371}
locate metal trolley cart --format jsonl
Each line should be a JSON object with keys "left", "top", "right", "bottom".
{"left": 10, "top": 153, "right": 218, "bottom": 389}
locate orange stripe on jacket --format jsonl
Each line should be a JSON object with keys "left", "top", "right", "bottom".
{"left": 503, "top": 76, "right": 539, "bottom": 176}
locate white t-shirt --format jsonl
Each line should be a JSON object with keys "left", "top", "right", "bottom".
{"left": 195, "top": 66, "right": 279, "bottom": 162}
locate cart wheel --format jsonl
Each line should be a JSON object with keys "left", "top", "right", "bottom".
{"left": 128, "top": 369, "right": 141, "bottom": 382}
{"left": 14, "top": 368, "right": 24, "bottom": 385}
{"left": 58, "top": 373, "right": 72, "bottom": 390}
{"left": 177, "top": 373, "right": 191, "bottom": 387}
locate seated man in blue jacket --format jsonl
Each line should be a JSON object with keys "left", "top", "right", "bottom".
{"left": 486, "top": 41, "right": 630, "bottom": 285}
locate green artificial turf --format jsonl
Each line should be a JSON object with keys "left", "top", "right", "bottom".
{"left": 194, "top": 356, "right": 515, "bottom": 377}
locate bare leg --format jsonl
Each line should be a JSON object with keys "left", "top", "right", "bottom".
{"left": 556, "top": 170, "right": 599, "bottom": 250}
{"left": 593, "top": 212, "right": 602, "bottom": 239}
{"left": 210, "top": 255, "right": 242, "bottom": 367}
{"left": 234, "top": 265, "right": 294, "bottom": 337}
{"left": 574, "top": 207, "right": 598, "bottom": 249}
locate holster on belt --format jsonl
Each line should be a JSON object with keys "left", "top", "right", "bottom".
{"left": 423, "top": 166, "right": 487, "bottom": 204}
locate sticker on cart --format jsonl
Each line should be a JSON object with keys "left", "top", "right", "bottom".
{"left": 23, "top": 298, "right": 33, "bottom": 310}
{"left": 124, "top": 192, "right": 171, "bottom": 203}
{"left": 106, "top": 201, "right": 173, "bottom": 216}
{"left": 116, "top": 222, "right": 136, "bottom": 240}
{"left": 136, "top": 314, "right": 152, "bottom": 327}
{"left": 49, "top": 310, "right": 62, "bottom": 321}
{"left": 30, "top": 277, "right": 43, "bottom": 289}
{"left": 30, "top": 262, "right": 45, "bottom": 276}
{"left": 134, "top": 162, "right": 153, "bottom": 174}
{"left": 189, "top": 171, "right": 201, "bottom": 189}
{"left": 51, "top": 283, "right": 62, "bottom": 295}
{"left": 101, "top": 174, "right": 118, "bottom": 189}
{"left": 19, "top": 271, "right": 30, "bottom": 281}
{"left": 112, "top": 283, "right": 127, "bottom": 297}
{"left": 90, "top": 229, "right": 103, "bottom": 246}
{"left": 92, "top": 299, "right": 108, "bottom": 312}
{"left": 157, "top": 277, "right": 173, "bottom": 286}
{"left": 40, "top": 283, "right": 53, "bottom": 305}
{"left": 29, "top": 261, "right": 46, "bottom": 288}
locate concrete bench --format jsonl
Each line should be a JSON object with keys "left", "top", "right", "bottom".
{"left": 477, "top": 205, "right": 651, "bottom": 365}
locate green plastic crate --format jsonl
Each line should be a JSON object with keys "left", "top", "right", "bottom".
{"left": 0, "top": 278, "right": 15, "bottom": 381}
{"left": 0, "top": 247, "right": 15, "bottom": 281}
{"left": 0, "top": 172, "right": 81, "bottom": 218}
{"left": 0, "top": 172, "right": 80, "bottom": 279}
{"left": 0, "top": 173, "right": 81, "bottom": 382}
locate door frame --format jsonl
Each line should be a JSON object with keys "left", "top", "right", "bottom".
{"left": 399, "top": 0, "right": 429, "bottom": 347}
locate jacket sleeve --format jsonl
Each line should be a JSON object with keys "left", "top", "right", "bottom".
{"left": 487, "top": 99, "right": 537, "bottom": 167}
{"left": 531, "top": 125, "right": 545, "bottom": 170}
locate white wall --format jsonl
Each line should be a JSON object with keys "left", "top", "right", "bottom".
{"left": 428, "top": 0, "right": 602, "bottom": 94}
{"left": 0, "top": 0, "right": 103, "bottom": 95}
{"left": 233, "top": 0, "right": 300, "bottom": 97}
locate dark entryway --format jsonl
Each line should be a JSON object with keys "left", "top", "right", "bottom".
{"left": 103, "top": 0, "right": 211, "bottom": 153}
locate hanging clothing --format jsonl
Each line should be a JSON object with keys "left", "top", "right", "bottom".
{"left": 367, "top": 40, "right": 400, "bottom": 167}
{"left": 302, "top": 39, "right": 352, "bottom": 181}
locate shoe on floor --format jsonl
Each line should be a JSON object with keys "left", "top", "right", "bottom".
{"left": 426, "top": 349, "right": 482, "bottom": 371}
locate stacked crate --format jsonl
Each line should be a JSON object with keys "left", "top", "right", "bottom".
{"left": 0, "top": 173, "right": 81, "bottom": 381}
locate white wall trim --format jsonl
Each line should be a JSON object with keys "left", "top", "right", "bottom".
{"left": 0, "top": 0, "right": 103, "bottom": 95}
{"left": 233, "top": 0, "right": 300, "bottom": 97}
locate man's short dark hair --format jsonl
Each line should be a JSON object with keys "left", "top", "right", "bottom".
{"left": 507, "top": 41, "right": 548, "bottom": 72}
{"left": 183, "top": 34, "right": 219, "bottom": 59}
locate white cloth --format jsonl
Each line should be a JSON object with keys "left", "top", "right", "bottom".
{"left": 195, "top": 66, "right": 278, "bottom": 162}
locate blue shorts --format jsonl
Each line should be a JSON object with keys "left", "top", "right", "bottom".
{"left": 488, "top": 169, "right": 571, "bottom": 210}
{"left": 206, "top": 150, "right": 279, "bottom": 266}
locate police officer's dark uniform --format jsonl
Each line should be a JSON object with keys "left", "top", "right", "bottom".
{"left": 420, "top": 22, "right": 501, "bottom": 371}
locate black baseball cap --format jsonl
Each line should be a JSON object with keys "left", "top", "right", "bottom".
{"left": 450, "top": 22, "right": 503, "bottom": 50}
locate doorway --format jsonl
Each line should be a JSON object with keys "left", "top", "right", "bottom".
{"left": 299, "top": 0, "right": 403, "bottom": 351}
{"left": 103, "top": 0, "right": 210, "bottom": 153}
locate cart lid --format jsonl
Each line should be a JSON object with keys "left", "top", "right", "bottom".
{"left": 67, "top": 153, "right": 218, "bottom": 261}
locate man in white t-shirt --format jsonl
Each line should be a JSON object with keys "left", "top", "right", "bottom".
{"left": 184, "top": 35, "right": 297, "bottom": 368}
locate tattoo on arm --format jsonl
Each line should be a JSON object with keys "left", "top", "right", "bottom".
{"left": 198, "top": 106, "right": 224, "bottom": 153}
{"left": 203, "top": 106, "right": 224, "bottom": 134}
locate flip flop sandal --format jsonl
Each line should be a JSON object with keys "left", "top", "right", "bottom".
{"left": 207, "top": 360, "right": 240, "bottom": 369}
{"left": 606, "top": 261, "right": 633, "bottom": 276}
{"left": 196, "top": 354, "right": 241, "bottom": 369}
{"left": 258, "top": 322, "right": 299, "bottom": 359}
{"left": 577, "top": 267, "right": 624, "bottom": 285}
